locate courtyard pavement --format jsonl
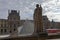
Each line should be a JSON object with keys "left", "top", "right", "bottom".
{"left": 47, "top": 39, "right": 60, "bottom": 40}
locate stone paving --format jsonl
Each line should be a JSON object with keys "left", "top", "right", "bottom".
{"left": 47, "top": 39, "right": 60, "bottom": 40}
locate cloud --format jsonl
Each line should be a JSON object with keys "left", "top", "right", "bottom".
{"left": 42, "top": 0, "right": 60, "bottom": 22}
{"left": 0, "top": 0, "right": 43, "bottom": 19}
{"left": 0, "top": 0, "right": 60, "bottom": 22}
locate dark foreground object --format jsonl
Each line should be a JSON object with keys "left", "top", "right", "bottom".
{"left": 1, "top": 35, "right": 60, "bottom": 40}
{"left": 1, "top": 33, "right": 60, "bottom": 40}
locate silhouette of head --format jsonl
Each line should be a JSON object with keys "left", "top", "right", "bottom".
{"left": 36, "top": 4, "right": 39, "bottom": 8}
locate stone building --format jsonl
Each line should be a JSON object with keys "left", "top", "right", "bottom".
{"left": 0, "top": 10, "right": 20, "bottom": 35}
{"left": 50, "top": 20, "right": 60, "bottom": 29}
{"left": 8, "top": 10, "right": 20, "bottom": 34}
{"left": 0, "top": 19, "right": 9, "bottom": 35}
{"left": 43, "top": 16, "right": 50, "bottom": 29}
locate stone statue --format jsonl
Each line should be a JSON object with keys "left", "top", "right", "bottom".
{"left": 34, "top": 4, "right": 43, "bottom": 34}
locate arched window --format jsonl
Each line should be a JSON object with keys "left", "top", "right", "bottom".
{"left": 14, "top": 24, "right": 16, "bottom": 27}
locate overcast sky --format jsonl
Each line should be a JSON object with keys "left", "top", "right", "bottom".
{"left": 0, "top": 0, "right": 60, "bottom": 22}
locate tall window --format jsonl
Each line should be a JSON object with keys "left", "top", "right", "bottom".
{"left": 1, "top": 24, "right": 3, "bottom": 27}
{"left": 4, "top": 24, "right": 6, "bottom": 27}
{"left": 1, "top": 29, "right": 3, "bottom": 33}
{"left": 0, "top": 24, "right": 1, "bottom": 27}
{"left": 43, "top": 18, "right": 45, "bottom": 20}
{"left": 10, "top": 31, "right": 12, "bottom": 33}
{"left": 14, "top": 24, "right": 16, "bottom": 27}
{"left": 14, "top": 28, "right": 16, "bottom": 31}
{"left": 4, "top": 29, "right": 7, "bottom": 33}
